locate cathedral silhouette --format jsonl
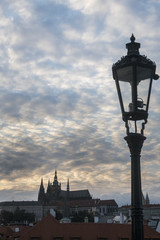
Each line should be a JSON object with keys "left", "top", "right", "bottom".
{"left": 38, "top": 170, "right": 92, "bottom": 204}
{"left": 0, "top": 170, "right": 119, "bottom": 221}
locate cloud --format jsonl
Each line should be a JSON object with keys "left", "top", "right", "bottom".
{"left": 0, "top": 0, "right": 159, "bottom": 206}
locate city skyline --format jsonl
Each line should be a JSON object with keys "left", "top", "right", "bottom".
{"left": 0, "top": 0, "right": 160, "bottom": 206}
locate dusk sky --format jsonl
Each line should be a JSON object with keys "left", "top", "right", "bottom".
{"left": 0, "top": 0, "right": 160, "bottom": 206}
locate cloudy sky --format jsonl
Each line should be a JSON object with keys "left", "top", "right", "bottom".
{"left": 0, "top": 0, "right": 160, "bottom": 206}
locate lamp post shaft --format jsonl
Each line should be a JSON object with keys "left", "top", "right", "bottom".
{"left": 124, "top": 133, "right": 146, "bottom": 240}
{"left": 112, "top": 35, "right": 159, "bottom": 240}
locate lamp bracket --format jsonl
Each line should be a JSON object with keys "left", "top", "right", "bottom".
{"left": 124, "top": 133, "right": 146, "bottom": 156}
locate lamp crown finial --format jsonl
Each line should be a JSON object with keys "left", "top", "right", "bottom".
{"left": 126, "top": 34, "right": 140, "bottom": 56}
{"left": 130, "top": 34, "right": 135, "bottom": 42}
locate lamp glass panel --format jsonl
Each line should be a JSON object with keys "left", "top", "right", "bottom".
{"left": 136, "top": 66, "right": 152, "bottom": 111}
{"left": 118, "top": 80, "right": 132, "bottom": 112}
{"left": 137, "top": 78, "right": 151, "bottom": 111}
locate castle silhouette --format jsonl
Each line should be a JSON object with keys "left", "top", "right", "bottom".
{"left": 38, "top": 170, "right": 92, "bottom": 204}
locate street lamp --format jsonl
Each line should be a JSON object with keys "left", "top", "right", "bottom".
{"left": 112, "top": 34, "right": 159, "bottom": 240}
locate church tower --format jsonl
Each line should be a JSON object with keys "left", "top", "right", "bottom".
{"left": 64, "top": 178, "right": 70, "bottom": 218}
{"left": 50, "top": 170, "right": 61, "bottom": 201}
{"left": 146, "top": 193, "right": 150, "bottom": 205}
{"left": 142, "top": 191, "right": 145, "bottom": 205}
{"left": 38, "top": 178, "right": 45, "bottom": 203}
{"left": 53, "top": 170, "right": 58, "bottom": 186}
{"left": 67, "top": 178, "right": 70, "bottom": 192}
{"left": 47, "top": 179, "right": 52, "bottom": 194}
{"left": 67, "top": 178, "right": 70, "bottom": 200}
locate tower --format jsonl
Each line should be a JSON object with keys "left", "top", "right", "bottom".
{"left": 38, "top": 178, "right": 45, "bottom": 203}
{"left": 47, "top": 179, "right": 51, "bottom": 194}
{"left": 146, "top": 193, "right": 150, "bottom": 205}
{"left": 64, "top": 178, "right": 70, "bottom": 218}
{"left": 53, "top": 170, "right": 58, "bottom": 186}
{"left": 67, "top": 178, "right": 70, "bottom": 192}
{"left": 51, "top": 170, "right": 61, "bottom": 200}
{"left": 67, "top": 178, "right": 70, "bottom": 201}
{"left": 142, "top": 191, "right": 145, "bottom": 205}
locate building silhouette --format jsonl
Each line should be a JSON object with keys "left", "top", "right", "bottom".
{"left": 0, "top": 170, "right": 118, "bottom": 222}
{"left": 38, "top": 170, "right": 92, "bottom": 205}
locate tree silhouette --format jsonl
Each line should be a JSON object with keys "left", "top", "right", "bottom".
{"left": 1, "top": 207, "right": 35, "bottom": 224}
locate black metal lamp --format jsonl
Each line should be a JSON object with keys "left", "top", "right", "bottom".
{"left": 112, "top": 34, "right": 159, "bottom": 135}
{"left": 112, "top": 35, "right": 159, "bottom": 240}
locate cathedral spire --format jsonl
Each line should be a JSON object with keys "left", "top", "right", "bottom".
{"left": 67, "top": 178, "right": 70, "bottom": 192}
{"left": 47, "top": 179, "right": 51, "bottom": 194}
{"left": 64, "top": 177, "right": 70, "bottom": 218}
{"left": 146, "top": 193, "right": 150, "bottom": 205}
{"left": 53, "top": 170, "right": 61, "bottom": 193}
{"left": 55, "top": 170, "right": 57, "bottom": 180}
{"left": 53, "top": 170, "right": 58, "bottom": 186}
{"left": 142, "top": 191, "right": 145, "bottom": 205}
{"left": 40, "top": 178, "right": 44, "bottom": 189}
{"left": 38, "top": 178, "right": 45, "bottom": 203}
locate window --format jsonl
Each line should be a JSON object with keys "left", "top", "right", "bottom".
{"left": 53, "top": 238, "right": 63, "bottom": 240}
{"left": 144, "top": 239, "right": 154, "bottom": 240}
{"left": 97, "top": 238, "right": 108, "bottom": 240}
{"left": 71, "top": 238, "right": 81, "bottom": 240}
{"left": 31, "top": 238, "right": 41, "bottom": 240}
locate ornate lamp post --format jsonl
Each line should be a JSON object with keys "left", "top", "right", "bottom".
{"left": 112, "top": 35, "right": 159, "bottom": 240}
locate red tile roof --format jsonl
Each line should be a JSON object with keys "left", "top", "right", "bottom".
{"left": 0, "top": 226, "right": 14, "bottom": 239}
{"left": 18, "top": 214, "right": 160, "bottom": 240}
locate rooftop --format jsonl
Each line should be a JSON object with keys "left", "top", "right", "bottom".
{"left": 16, "top": 214, "right": 160, "bottom": 240}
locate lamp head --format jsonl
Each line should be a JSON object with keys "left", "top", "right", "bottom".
{"left": 112, "top": 35, "right": 159, "bottom": 134}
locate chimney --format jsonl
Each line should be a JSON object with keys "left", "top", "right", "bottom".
{"left": 84, "top": 216, "right": 88, "bottom": 223}
{"left": 120, "top": 212, "right": 124, "bottom": 224}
